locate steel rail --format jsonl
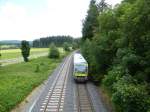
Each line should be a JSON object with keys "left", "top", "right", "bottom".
{"left": 41, "top": 55, "right": 72, "bottom": 112}
{"left": 76, "top": 84, "right": 95, "bottom": 112}
{"left": 57, "top": 55, "right": 72, "bottom": 111}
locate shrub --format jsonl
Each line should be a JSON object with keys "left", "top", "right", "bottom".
{"left": 35, "top": 64, "right": 40, "bottom": 72}
{"left": 102, "top": 65, "right": 125, "bottom": 92}
{"left": 122, "top": 53, "right": 141, "bottom": 75}
{"left": 72, "top": 42, "right": 78, "bottom": 50}
{"left": 48, "top": 43, "right": 60, "bottom": 59}
{"left": 112, "top": 76, "right": 149, "bottom": 112}
{"left": 63, "top": 42, "right": 70, "bottom": 51}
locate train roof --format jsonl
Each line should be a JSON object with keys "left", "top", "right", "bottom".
{"left": 74, "top": 53, "right": 87, "bottom": 64}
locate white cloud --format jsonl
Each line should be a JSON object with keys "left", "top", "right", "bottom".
{"left": 0, "top": 0, "right": 90, "bottom": 40}
{"left": 0, "top": 2, "right": 30, "bottom": 40}
{"left": 1, "top": 2, "right": 27, "bottom": 20}
{"left": 0, "top": 0, "right": 122, "bottom": 41}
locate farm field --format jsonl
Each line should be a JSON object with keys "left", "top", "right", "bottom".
{"left": 0, "top": 48, "right": 49, "bottom": 60}
{"left": 0, "top": 51, "right": 68, "bottom": 112}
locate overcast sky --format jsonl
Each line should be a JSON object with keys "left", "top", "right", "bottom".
{"left": 0, "top": 0, "right": 122, "bottom": 41}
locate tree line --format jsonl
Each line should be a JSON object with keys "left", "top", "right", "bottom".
{"left": 33, "top": 36, "right": 74, "bottom": 47}
{"left": 0, "top": 36, "right": 80, "bottom": 65}
{"left": 81, "top": 0, "right": 150, "bottom": 112}
{"left": 20, "top": 36, "right": 80, "bottom": 62}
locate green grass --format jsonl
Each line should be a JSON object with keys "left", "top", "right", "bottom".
{"left": 0, "top": 51, "right": 68, "bottom": 112}
{"left": 0, "top": 45, "right": 17, "bottom": 49}
{"left": 0, "top": 48, "right": 49, "bottom": 60}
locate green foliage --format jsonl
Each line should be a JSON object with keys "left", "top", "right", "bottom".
{"left": 33, "top": 36, "right": 73, "bottom": 48}
{"left": 81, "top": 0, "right": 150, "bottom": 111}
{"left": 81, "top": 39, "right": 92, "bottom": 62}
{"left": 35, "top": 64, "right": 40, "bottom": 72}
{"left": 63, "top": 42, "right": 70, "bottom": 51}
{"left": 122, "top": 52, "right": 141, "bottom": 75}
{"left": 103, "top": 66, "right": 125, "bottom": 92}
{"left": 124, "top": 0, "right": 150, "bottom": 55}
{"left": 98, "top": 10, "right": 119, "bottom": 35}
{"left": 73, "top": 38, "right": 81, "bottom": 49}
{"left": 82, "top": 8, "right": 120, "bottom": 79}
{"left": 82, "top": 0, "right": 99, "bottom": 40}
{"left": 97, "top": 0, "right": 109, "bottom": 13}
{"left": 81, "top": 39, "right": 96, "bottom": 74}
{"left": 112, "top": 76, "right": 149, "bottom": 112}
{"left": 0, "top": 49, "right": 68, "bottom": 112}
{"left": 123, "top": 0, "right": 137, "bottom": 4}
{"left": 72, "top": 42, "right": 78, "bottom": 50}
{"left": 48, "top": 43, "right": 60, "bottom": 59}
{"left": 21, "top": 40, "right": 30, "bottom": 62}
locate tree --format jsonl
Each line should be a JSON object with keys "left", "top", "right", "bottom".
{"left": 97, "top": 0, "right": 109, "bottom": 13}
{"left": 72, "top": 42, "right": 78, "bottom": 50}
{"left": 21, "top": 40, "right": 30, "bottom": 62}
{"left": 63, "top": 42, "right": 70, "bottom": 51}
{"left": 33, "top": 36, "right": 73, "bottom": 48}
{"left": 81, "top": 0, "right": 150, "bottom": 111}
{"left": 123, "top": 0, "right": 137, "bottom": 4}
{"left": 48, "top": 43, "right": 60, "bottom": 59}
{"left": 82, "top": 0, "right": 99, "bottom": 40}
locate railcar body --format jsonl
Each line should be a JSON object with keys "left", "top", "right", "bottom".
{"left": 73, "top": 53, "right": 88, "bottom": 82}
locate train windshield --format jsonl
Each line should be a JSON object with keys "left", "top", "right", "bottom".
{"left": 75, "top": 64, "right": 87, "bottom": 73}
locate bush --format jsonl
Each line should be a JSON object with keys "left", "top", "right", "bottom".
{"left": 122, "top": 53, "right": 141, "bottom": 75}
{"left": 63, "top": 42, "right": 70, "bottom": 51}
{"left": 48, "top": 43, "right": 60, "bottom": 59}
{"left": 72, "top": 42, "right": 78, "bottom": 50}
{"left": 35, "top": 64, "right": 40, "bottom": 72}
{"left": 103, "top": 66, "right": 125, "bottom": 92}
{"left": 112, "top": 76, "right": 149, "bottom": 112}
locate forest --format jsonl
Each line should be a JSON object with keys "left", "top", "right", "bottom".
{"left": 32, "top": 35, "right": 79, "bottom": 47}
{"left": 81, "top": 0, "right": 150, "bottom": 111}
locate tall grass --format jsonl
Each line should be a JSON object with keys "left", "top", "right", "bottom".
{"left": 0, "top": 53, "right": 66, "bottom": 112}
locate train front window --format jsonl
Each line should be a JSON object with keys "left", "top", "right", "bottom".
{"left": 75, "top": 65, "right": 87, "bottom": 73}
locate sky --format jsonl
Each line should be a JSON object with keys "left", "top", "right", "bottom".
{"left": 0, "top": 0, "right": 122, "bottom": 41}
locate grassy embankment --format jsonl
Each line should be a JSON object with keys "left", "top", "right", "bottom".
{"left": 0, "top": 49, "right": 68, "bottom": 112}
{"left": 0, "top": 48, "right": 49, "bottom": 60}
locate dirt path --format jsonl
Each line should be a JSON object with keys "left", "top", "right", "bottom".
{"left": 0, "top": 52, "right": 48, "bottom": 66}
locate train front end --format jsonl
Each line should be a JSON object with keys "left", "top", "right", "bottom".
{"left": 73, "top": 53, "right": 88, "bottom": 82}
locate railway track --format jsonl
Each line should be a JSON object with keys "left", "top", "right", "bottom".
{"left": 30, "top": 52, "right": 106, "bottom": 112}
{"left": 77, "top": 84, "right": 94, "bottom": 112}
{"left": 39, "top": 55, "right": 72, "bottom": 112}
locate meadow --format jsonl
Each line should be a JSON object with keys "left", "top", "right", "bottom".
{"left": 0, "top": 49, "right": 68, "bottom": 112}
{"left": 0, "top": 48, "right": 49, "bottom": 60}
